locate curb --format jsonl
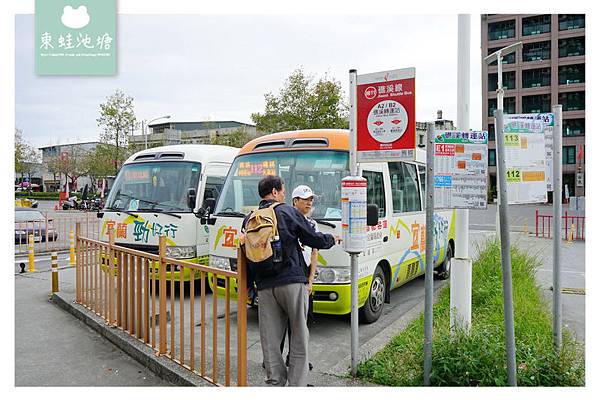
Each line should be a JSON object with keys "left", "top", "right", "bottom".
{"left": 51, "top": 291, "right": 213, "bottom": 387}
{"left": 327, "top": 281, "right": 447, "bottom": 377}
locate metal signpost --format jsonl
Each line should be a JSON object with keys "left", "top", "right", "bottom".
{"left": 552, "top": 105, "right": 563, "bottom": 352}
{"left": 349, "top": 67, "right": 417, "bottom": 377}
{"left": 494, "top": 110, "right": 518, "bottom": 386}
{"left": 423, "top": 123, "right": 435, "bottom": 385}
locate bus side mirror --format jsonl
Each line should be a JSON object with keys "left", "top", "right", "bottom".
{"left": 367, "top": 204, "right": 379, "bottom": 226}
{"left": 203, "top": 197, "right": 216, "bottom": 214}
{"left": 187, "top": 188, "right": 197, "bottom": 210}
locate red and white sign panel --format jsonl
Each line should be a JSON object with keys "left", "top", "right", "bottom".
{"left": 357, "top": 68, "right": 416, "bottom": 162}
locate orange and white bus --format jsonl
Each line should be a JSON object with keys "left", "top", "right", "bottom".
{"left": 208, "top": 129, "right": 455, "bottom": 322}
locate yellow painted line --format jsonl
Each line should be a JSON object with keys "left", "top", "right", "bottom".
{"left": 561, "top": 287, "right": 585, "bottom": 295}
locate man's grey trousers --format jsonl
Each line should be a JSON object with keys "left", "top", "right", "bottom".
{"left": 258, "top": 282, "right": 309, "bottom": 386}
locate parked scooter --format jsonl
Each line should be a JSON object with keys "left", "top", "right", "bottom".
{"left": 62, "top": 196, "right": 81, "bottom": 210}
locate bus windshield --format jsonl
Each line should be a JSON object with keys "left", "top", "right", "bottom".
{"left": 215, "top": 150, "right": 349, "bottom": 219}
{"left": 106, "top": 161, "right": 201, "bottom": 212}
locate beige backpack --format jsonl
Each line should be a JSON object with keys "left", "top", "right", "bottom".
{"left": 244, "top": 202, "right": 280, "bottom": 264}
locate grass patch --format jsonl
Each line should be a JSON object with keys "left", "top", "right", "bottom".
{"left": 357, "top": 239, "right": 584, "bottom": 386}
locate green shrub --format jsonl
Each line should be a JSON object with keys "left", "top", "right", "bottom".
{"left": 357, "top": 239, "right": 585, "bottom": 386}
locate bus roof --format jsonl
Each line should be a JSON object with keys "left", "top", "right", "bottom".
{"left": 239, "top": 129, "right": 349, "bottom": 155}
{"left": 124, "top": 144, "right": 239, "bottom": 165}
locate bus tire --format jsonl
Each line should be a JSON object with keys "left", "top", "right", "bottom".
{"left": 360, "top": 265, "right": 386, "bottom": 324}
{"left": 435, "top": 244, "right": 452, "bottom": 280}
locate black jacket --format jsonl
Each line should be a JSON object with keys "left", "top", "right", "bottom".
{"left": 243, "top": 199, "right": 335, "bottom": 290}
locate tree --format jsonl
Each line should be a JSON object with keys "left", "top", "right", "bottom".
{"left": 48, "top": 145, "right": 90, "bottom": 191}
{"left": 15, "top": 128, "right": 41, "bottom": 181}
{"left": 96, "top": 89, "right": 138, "bottom": 173}
{"left": 210, "top": 128, "right": 255, "bottom": 148}
{"left": 85, "top": 144, "right": 118, "bottom": 190}
{"left": 251, "top": 69, "right": 349, "bottom": 133}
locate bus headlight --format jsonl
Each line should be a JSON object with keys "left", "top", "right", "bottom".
{"left": 209, "top": 255, "right": 231, "bottom": 271}
{"left": 314, "top": 266, "right": 351, "bottom": 284}
{"left": 166, "top": 246, "right": 197, "bottom": 259}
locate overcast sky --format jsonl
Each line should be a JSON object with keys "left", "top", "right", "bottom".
{"left": 16, "top": 14, "right": 483, "bottom": 148}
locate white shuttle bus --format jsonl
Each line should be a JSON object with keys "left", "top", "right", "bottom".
{"left": 99, "top": 144, "right": 238, "bottom": 281}
{"left": 208, "top": 130, "right": 455, "bottom": 322}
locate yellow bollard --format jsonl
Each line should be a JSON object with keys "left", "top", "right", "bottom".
{"left": 69, "top": 229, "right": 76, "bottom": 266}
{"left": 51, "top": 252, "right": 59, "bottom": 293}
{"left": 28, "top": 234, "right": 35, "bottom": 272}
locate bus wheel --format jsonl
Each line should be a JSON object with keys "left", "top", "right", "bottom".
{"left": 360, "top": 265, "right": 386, "bottom": 323}
{"left": 435, "top": 244, "right": 452, "bottom": 280}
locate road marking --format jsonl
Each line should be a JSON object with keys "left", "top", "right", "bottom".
{"left": 537, "top": 268, "right": 584, "bottom": 276}
{"left": 15, "top": 255, "right": 70, "bottom": 264}
{"left": 561, "top": 287, "right": 585, "bottom": 295}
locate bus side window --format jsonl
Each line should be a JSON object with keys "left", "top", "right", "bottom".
{"left": 363, "top": 170, "right": 386, "bottom": 218}
{"left": 418, "top": 165, "right": 426, "bottom": 210}
{"left": 389, "top": 162, "right": 421, "bottom": 213}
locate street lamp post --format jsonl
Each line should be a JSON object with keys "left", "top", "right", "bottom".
{"left": 484, "top": 41, "right": 522, "bottom": 387}
{"left": 144, "top": 115, "right": 171, "bottom": 149}
{"left": 484, "top": 42, "right": 522, "bottom": 238}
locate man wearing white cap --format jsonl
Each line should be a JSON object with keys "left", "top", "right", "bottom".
{"left": 278, "top": 184, "right": 319, "bottom": 371}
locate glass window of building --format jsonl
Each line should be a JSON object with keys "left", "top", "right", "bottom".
{"left": 559, "top": 91, "right": 585, "bottom": 111}
{"left": 559, "top": 14, "right": 585, "bottom": 31}
{"left": 488, "top": 20, "right": 516, "bottom": 41}
{"left": 522, "top": 94, "right": 552, "bottom": 113}
{"left": 563, "top": 146, "right": 576, "bottom": 165}
{"left": 522, "top": 41, "right": 551, "bottom": 62}
{"left": 522, "top": 14, "right": 551, "bottom": 36}
{"left": 488, "top": 97, "right": 515, "bottom": 116}
{"left": 563, "top": 118, "right": 585, "bottom": 137}
{"left": 488, "top": 124, "right": 495, "bottom": 142}
{"left": 559, "top": 64, "right": 585, "bottom": 85}
{"left": 504, "top": 97, "right": 516, "bottom": 114}
{"left": 488, "top": 149, "right": 496, "bottom": 166}
{"left": 559, "top": 37, "right": 585, "bottom": 58}
{"left": 488, "top": 71, "right": 516, "bottom": 91}
{"left": 487, "top": 47, "right": 515, "bottom": 65}
{"left": 488, "top": 99, "right": 497, "bottom": 117}
{"left": 522, "top": 67, "right": 551, "bottom": 88}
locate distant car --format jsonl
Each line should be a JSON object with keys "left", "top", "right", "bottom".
{"left": 14, "top": 208, "right": 58, "bottom": 244}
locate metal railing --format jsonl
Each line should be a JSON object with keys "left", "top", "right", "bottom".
{"left": 75, "top": 223, "right": 247, "bottom": 386}
{"left": 15, "top": 212, "right": 100, "bottom": 255}
{"left": 535, "top": 209, "right": 585, "bottom": 240}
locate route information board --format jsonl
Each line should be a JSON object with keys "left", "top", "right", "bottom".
{"left": 504, "top": 113, "right": 554, "bottom": 191}
{"left": 434, "top": 130, "right": 488, "bottom": 209}
{"left": 503, "top": 114, "right": 550, "bottom": 204}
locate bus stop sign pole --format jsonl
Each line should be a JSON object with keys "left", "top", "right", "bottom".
{"left": 423, "top": 123, "right": 435, "bottom": 385}
{"left": 494, "top": 109, "right": 518, "bottom": 386}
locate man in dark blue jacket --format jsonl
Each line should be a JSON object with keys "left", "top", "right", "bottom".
{"left": 243, "top": 175, "right": 335, "bottom": 386}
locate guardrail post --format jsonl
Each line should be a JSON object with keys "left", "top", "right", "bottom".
{"left": 51, "top": 252, "right": 59, "bottom": 293}
{"left": 236, "top": 245, "right": 248, "bottom": 386}
{"left": 75, "top": 223, "right": 81, "bottom": 302}
{"left": 28, "top": 234, "right": 35, "bottom": 272}
{"left": 69, "top": 229, "right": 76, "bottom": 266}
{"left": 535, "top": 209, "right": 539, "bottom": 237}
{"left": 108, "top": 228, "right": 115, "bottom": 324}
{"left": 158, "top": 236, "right": 167, "bottom": 355}
{"left": 564, "top": 210, "right": 568, "bottom": 240}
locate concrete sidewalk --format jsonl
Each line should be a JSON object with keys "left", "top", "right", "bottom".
{"left": 15, "top": 269, "right": 171, "bottom": 386}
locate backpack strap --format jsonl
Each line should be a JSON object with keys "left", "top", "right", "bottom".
{"left": 266, "top": 202, "right": 281, "bottom": 237}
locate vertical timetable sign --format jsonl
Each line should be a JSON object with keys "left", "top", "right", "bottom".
{"left": 504, "top": 113, "right": 554, "bottom": 191}
{"left": 503, "top": 114, "right": 549, "bottom": 204}
{"left": 356, "top": 68, "right": 416, "bottom": 162}
{"left": 434, "top": 131, "right": 489, "bottom": 209}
